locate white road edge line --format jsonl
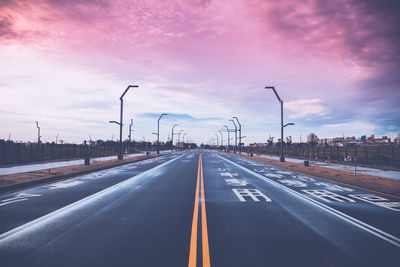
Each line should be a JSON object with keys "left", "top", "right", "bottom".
{"left": 0, "top": 154, "right": 184, "bottom": 244}
{"left": 217, "top": 154, "right": 400, "bottom": 248}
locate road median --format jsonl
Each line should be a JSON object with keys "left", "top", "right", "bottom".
{"left": 228, "top": 153, "right": 400, "bottom": 197}
{"left": 0, "top": 154, "right": 164, "bottom": 194}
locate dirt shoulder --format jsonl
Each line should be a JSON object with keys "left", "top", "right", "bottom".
{"left": 0, "top": 154, "right": 163, "bottom": 191}
{"left": 230, "top": 153, "right": 400, "bottom": 198}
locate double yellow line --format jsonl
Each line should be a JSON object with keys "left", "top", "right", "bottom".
{"left": 188, "top": 153, "right": 211, "bottom": 267}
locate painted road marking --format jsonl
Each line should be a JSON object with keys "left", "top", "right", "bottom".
{"left": 48, "top": 180, "right": 83, "bottom": 189}
{"left": 262, "top": 173, "right": 283, "bottom": 179}
{"left": 200, "top": 153, "right": 211, "bottom": 267}
{"left": 188, "top": 153, "right": 211, "bottom": 267}
{"left": 314, "top": 182, "right": 354, "bottom": 192}
{"left": 188, "top": 154, "right": 200, "bottom": 267}
{"left": 0, "top": 193, "right": 42, "bottom": 206}
{"left": 0, "top": 155, "right": 184, "bottom": 243}
{"left": 279, "top": 179, "right": 308, "bottom": 188}
{"left": 232, "top": 189, "right": 272, "bottom": 202}
{"left": 224, "top": 179, "right": 249, "bottom": 186}
{"left": 0, "top": 193, "right": 41, "bottom": 207}
{"left": 217, "top": 154, "right": 400, "bottom": 248}
{"left": 220, "top": 172, "right": 238, "bottom": 178}
{"left": 350, "top": 194, "right": 400, "bottom": 211}
{"left": 302, "top": 190, "right": 356, "bottom": 203}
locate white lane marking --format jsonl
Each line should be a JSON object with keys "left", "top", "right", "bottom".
{"left": 296, "top": 175, "right": 316, "bottom": 182}
{"left": 232, "top": 189, "right": 272, "bottom": 202}
{"left": 216, "top": 154, "right": 400, "bottom": 248}
{"left": 0, "top": 154, "right": 184, "bottom": 243}
{"left": 220, "top": 172, "right": 238, "bottom": 178}
{"left": 314, "top": 182, "right": 354, "bottom": 192}
{"left": 302, "top": 190, "right": 356, "bottom": 203}
{"left": 0, "top": 199, "right": 27, "bottom": 207}
{"left": 225, "top": 179, "right": 249, "bottom": 186}
{"left": 48, "top": 181, "right": 83, "bottom": 190}
{"left": 0, "top": 193, "right": 42, "bottom": 207}
{"left": 349, "top": 194, "right": 400, "bottom": 211}
{"left": 279, "top": 179, "right": 308, "bottom": 188}
{"left": 263, "top": 173, "right": 283, "bottom": 178}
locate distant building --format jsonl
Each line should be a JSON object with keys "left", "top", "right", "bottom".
{"left": 364, "top": 136, "right": 391, "bottom": 145}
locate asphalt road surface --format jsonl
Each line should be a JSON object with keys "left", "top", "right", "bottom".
{"left": 0, "top": 150, "right": 399, "bottom": 266}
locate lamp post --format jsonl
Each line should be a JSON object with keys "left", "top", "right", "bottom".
{"left": 178, "top": 130, "right": 184, "bottom": 142}
{"left": 218, "top": 130, "right": 224, "bottom": 150}
{"left": 265, "top": 86, "right": 294, "bottom": 162}
{"left": 115, "top": 85, "right": 138, "bottom": 160}
{"left": 157, "top": 113, "right": 168, "bottom": 154}
{"left": 182, "top": 133, "right": 187, "bottom": 143}
{"left": 171, "top": 124, "right": 178, "bottom": 152}
{"left": 215, "top": 133, "right": 219, "bottom": 148}
{"left": 223, "top": 125, "right": 231, "bottom": 152}
{"left": 128, "top": 118, "right": 134, "bottom": 142}
{"left": 233, "top": 117, "right": 241, "bottom": 153}
{"left": 35, "top": 121, "right": 41, "bottom": 143}
{"left": 230, "top": 119, "right": 237, "bottom": 152}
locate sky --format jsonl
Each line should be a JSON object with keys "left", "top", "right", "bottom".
{"left": 0, "top": 0, "right": 399, "bottom": 145}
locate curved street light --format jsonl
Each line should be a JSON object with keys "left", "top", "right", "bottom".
{"left": 218, "top": 130, "right": 224, "bottom": 150}
{"left": 230, "top": 119, "right": 237, "bottom": 152}
{"left": 265, "top": 86, "right": 295, "bottom": 162}
{"left": 157, "top": 113, "right": 168, "bottom": 154}
{"left": 232, "top": 117, "right": 241, "bottom": 153}
{"left": 223, "top": 125, "right": 231, "bottom": 152}
{"left": 171, "top": 124, "right": 178, "bottom": 152}
{"left": 116, "top": 85, "right": 138, "bottom": 160}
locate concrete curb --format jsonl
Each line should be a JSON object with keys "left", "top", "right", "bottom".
{"left": 0, "top": 154, "right": 165, "bottom": 195}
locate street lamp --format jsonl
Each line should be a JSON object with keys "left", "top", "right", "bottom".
{"left": 233, "top": 117, "right": 242, "bottom": 153}
{"left": 215, "top": 133, "right": 219, "bottom": 147}
{"left": 35, "top": 121, "right": 41, "bottom": 143}
{"left": 218, "top": 130, "right": 224, "bottom": 150}
{"left": 114, "top": 85, "right": 138, "bottom": 160}
{"left": 230, "top": 119, "right": 237, "bottom": 152}
{"left": 178, "top": 130, "right": 184, "bottom": 142}
{"left": 171, "top": 124, "right": 178, "bottom": 152}
{"left": 265, "top": 86, "right": 294, "bottom": 162}
{"left": 157, "top": 113, "right": 168, "bottom": 154}
{"left": 223, "top": 125, "right": 231, "bottom": 152}
{"left": 128, "top": 118, "right": 134, "bottom": 142}
{"left": 182, "top": 133, "right": 187, "bottom": 143}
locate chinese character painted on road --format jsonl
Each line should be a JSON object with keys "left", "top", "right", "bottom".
{"left": 349, "top": 194, "right": 400, "bottom": 211}
{"left": 302, "top": 189, "right": 356, "bottom": 203}
{"left": 232, "top": 189, "right": 272, "bottom": 202}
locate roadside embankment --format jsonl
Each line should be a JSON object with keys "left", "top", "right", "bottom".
{"left": 0, "top": 154, "right": 163, "bottom": 194}
{"left": 230, "top": 153, "right": 400, "bottom": 197}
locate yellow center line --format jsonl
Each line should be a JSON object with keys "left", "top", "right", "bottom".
{"left": 188, "top": 153, "right": 211, "bottom": 267}
{"left": 200, "top": 153, "right": 211, "bottom": 267}
{"left": 188, "top": 153, "right": 201, "bottom": 267}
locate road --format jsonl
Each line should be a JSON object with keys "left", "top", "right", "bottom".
{"left": 0, "top": 150, "right": 399, "bottom": 266}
